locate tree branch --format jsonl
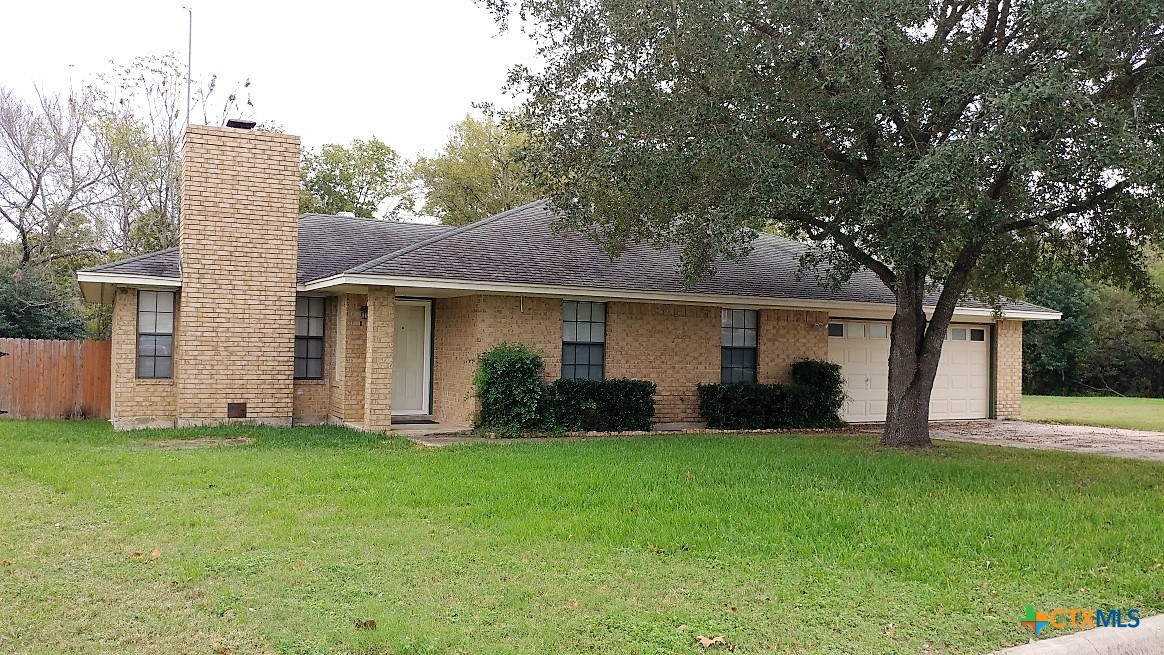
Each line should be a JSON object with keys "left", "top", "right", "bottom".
{"left": 997, "top": 179, "right": 1132, "bottom": 233}
{"left": 792, "top": 212, "right": 897, "bottom": 288}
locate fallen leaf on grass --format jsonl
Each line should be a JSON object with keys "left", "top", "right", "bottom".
{"left": 131, "top": 551, "right": 142, "bottom": 558}
{"left": 355, "top": 618, "right": 378, "bottom": 631}
{"left": 1, "top": 558, "right": 10, "bottom": 566}
{"left": 697, "top": 635, "right": 726, "bottom": 648}
{"left": 151, "top": 548, "right": 161, "bottom": 560}
{"left": 569, "top": 599, "right": 580, "bottom": 610}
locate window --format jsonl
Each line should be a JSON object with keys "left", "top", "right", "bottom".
{"left": 951, "top": 327, "right": 967, "bottom": 341}
{"left": 869, "top": 324, "right": 889, "bottom": 339}
{"left": 970, "top": 328, "right": 986, "bottom": 342}
{"left": 828, "top": 323, "right": 844, "bottom": 337}
{"left": 562, "top": 301, "right": 605, "bottom": 380}
{"left": 295, "top": 297, "right": 325, "bottom": 379}
{"left": 846, "top": 322, "right": 866, "bottom": 339}
{"left": 137, "top": 290, "right": 174, "bottom": 379}
{"left": 721, "top": 309, "right": 758, "bottom": 383}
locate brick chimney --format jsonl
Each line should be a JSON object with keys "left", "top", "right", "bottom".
{"left": 177, "top": 124, "right": 301, "bottom": 425}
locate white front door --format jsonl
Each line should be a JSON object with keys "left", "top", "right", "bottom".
{"left": 392, "top": 302, "right": 431, "bottom": 415}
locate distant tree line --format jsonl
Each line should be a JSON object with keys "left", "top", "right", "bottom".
{"left": 1024, "top": 253, "right": 1164, "bottom": 398}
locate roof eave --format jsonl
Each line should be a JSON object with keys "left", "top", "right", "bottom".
{"left": 299, "top": 273, "right": 1062, "bottom": 321}
{"left": 76, "top": 271, "right": 182, "bottom": 305}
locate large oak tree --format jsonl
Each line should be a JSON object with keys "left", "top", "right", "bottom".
{"left": 483, "top": 0, "right": 1164, "bottom": 446}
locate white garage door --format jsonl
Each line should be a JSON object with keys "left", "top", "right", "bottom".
{"left": 827, "top": 321, "right": 991, "bottom": 422}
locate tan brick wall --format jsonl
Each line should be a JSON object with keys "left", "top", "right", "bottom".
{"left": 757, "top": 309, "right": 830, "bottom": 384}
{"left": 432, "top": 296, "right": 481, "bottom": 426}
{"left": 330, "top": 294, "right": 368, "bottom": 424}
{"left": 995, "top": 320, "right": 1023, "bottom": 419}
{"left": 364, "top": 288, "right": 396, "bottom": 431}
{"left": 176, "top": 125, "right": 300, "bottom": 426}
{"left": 292, "top": 295, "right": 337, "bottom": 424}
{"left": 110, "top": 287, "right": 177, "bottom": 429}
{"left": 605, "top": 302, "right": 720, "bottom": 423}
{"left": 431, "top": 296, "right": 831, "bottom": 427}
{"left": 432, "top": 295, "right": 561, "bottom": 427}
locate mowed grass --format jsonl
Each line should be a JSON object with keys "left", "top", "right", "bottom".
{"left": 1, "top": 422, "right": 1162, "bottom": 655}
{"left": 1024, "top": 395, "right": 1164, "bottom": 432}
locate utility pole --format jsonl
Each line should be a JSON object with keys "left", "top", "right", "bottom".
{"left": 183, "top": 5, "right": 192, "bottom": 126}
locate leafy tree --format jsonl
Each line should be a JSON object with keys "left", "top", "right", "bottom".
{"left": 0, "top": 87, "right": 111, "bottom": 266}
{"left": 300, "top": 138, "right": 411, "bottom": 219}
{"left": 1084, "top": 257, "right": 1164, "bottom": 396}
{"left": 93, "top": 53, "right": 258, "bottom": 254}
{"left": 483, "top": 0, "right": 1164, "bottom": 445}
{"left": 0, "top": 264, "right": 87, "bottom": 339}
{"left": 1023, "top": 272, "right": 1098, "bottom": 395}
{"left": 414, "top": 113, "right": 537, "bottom": 225}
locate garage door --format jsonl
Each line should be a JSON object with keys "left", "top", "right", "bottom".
{"left": 827, "top": 321, "right": 991, "bottom": 422}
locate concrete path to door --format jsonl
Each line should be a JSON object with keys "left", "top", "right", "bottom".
{"left": 927, "top": 420, "right": 1164, "bottom": 462}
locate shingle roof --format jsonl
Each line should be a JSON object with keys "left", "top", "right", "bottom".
{"left": 296, "top": 214, "right": 449, "bottom": 284}
{"left": 353, "top": 200, "right": 1054, "bottom": 314}
{"left": 80, "top": 201, "right": 1057, "bottom": 315}
{"left": 82, "top": 247, "right": 181, "bottom": 278}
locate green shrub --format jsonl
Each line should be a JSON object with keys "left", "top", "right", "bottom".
{"left": 472, "top": 343, "right": 547, "bottom": 435}
{"left": 789, "top": 359, "right": 846, "bottom": 428}
{"left": 698, "top": 359, "right": 845, "bottom": 429}
{"left": 546, "top": 378, "right": 657, "bottom": 432}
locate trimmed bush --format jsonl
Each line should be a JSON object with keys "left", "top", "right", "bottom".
{"left": 698, "top": 359, "right": 846, "bottom": 429}
{"left": 472, "top": 344, "right": 657, "bottom": 435}
{"left": 789, "top": 359, "right": 846, "bottom": 428}
{"left": 472, "top": 343, "right": 547, "bottom": 435}
{"left": 546, "top": 378, "right": 657, "bottom": 432}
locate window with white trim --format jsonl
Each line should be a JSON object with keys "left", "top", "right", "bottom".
{"left": 721, "top": 309, "right": 758, "bottom": 383}
{"left": 137, "top": 290, "right": 174, "bottom": 379}
{"left": 295, "top": 297, "right": 325, "bottom": 379}
{"left": 562, "top": 301, "right": 605, "bottom": 380}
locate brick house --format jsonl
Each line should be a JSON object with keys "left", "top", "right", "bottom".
{"left": 77, "top": 124, "right": 1059, "bottom": 431}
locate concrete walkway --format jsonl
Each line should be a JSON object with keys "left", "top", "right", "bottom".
{"left": 988, "top": 612, "right": 1164, "bottom": 654}
{"left": 931, "top": 421, "right": 1164, "bottom": 462}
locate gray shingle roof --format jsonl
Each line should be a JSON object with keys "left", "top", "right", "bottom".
{"left": 353, "top": 200, "right": 1054, "bottom": 314}
{"left": 80, "top": 202, "right": 1056, "bottom": 315}
{"left": 296, "top": 214, "right": 449, "bottom": 284}
{"left": 82, "top": 247, "right": 181, "bottom": 278}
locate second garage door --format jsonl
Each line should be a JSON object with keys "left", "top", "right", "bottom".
{"left": 827, "top": 321, "right": 991, "bottom": 422}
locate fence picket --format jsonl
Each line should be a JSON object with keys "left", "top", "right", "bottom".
{"left": 0, "top": 339, "right": 111, "bottom": 419}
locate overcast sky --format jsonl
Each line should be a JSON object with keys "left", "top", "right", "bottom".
{"left": 1, "top": 0, "right": 537, "bottom": 158}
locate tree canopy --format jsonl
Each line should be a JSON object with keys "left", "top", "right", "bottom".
{"left": 413, "top": 113, "right": 537, "bottom": 225}
{"left": 484, "top": 0, "right": 1164, "bottom": 445}
{"left": 299, "top": 138, "right": 411, "bottom": 219}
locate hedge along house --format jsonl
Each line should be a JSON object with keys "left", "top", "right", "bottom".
{"left": 77, "top": 124, "right": 1060, "bottom": 431}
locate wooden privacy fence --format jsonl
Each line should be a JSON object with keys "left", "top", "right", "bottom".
{"left": 0, "top": 339, "right": 111, "bottom": 419}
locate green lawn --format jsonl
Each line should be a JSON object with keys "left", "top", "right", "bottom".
{"left": 1023, "top": 395, "right": 1164, "bottom": 432}
{"left": 1, "top": 422, "right": 1162, "bottom": 655}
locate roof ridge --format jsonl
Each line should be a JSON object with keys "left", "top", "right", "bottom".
{"left": 298, "top": 212, "right": 450, "bottom": 228}
{"left": 80, "top": 246, "right": 179, "bottom": 273}
{"left": 344, "top": 198, "right": 550, "bottom": 274}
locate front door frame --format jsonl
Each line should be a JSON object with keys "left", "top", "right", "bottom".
{"left": 392, "top": 298, "right": 433, "bottom": 416}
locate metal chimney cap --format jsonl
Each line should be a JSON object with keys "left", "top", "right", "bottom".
{"left": 226, "top": 118, "right": 257, "bottom": 130}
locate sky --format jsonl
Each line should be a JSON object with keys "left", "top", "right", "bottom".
{"left": 0, "top": 0, "right": 537, "bottom": 158}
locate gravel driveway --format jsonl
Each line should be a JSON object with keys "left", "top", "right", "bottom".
{"left": 926, "top": 420, "right": 1164, "bottom": 461}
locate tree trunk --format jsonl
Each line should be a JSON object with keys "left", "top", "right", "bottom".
{"left": 880, "top": 271, "right": 952, "bottom": 447}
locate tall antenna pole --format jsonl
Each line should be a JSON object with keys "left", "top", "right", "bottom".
{"left": 184, "top": 6, "right": 192, "bottom": 126}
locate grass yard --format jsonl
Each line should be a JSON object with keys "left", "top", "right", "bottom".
{"left": 1, "top": 422, "right": 1163, "bottom": 655}
{"left": 1023, "top": 395, "right": 1164, "bottom": 432}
